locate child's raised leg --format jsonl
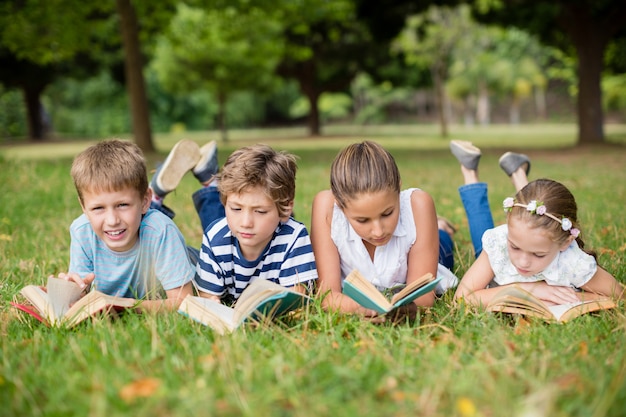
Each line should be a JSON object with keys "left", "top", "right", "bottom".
{"left": 498, "top": 151, "right": 530, "bottom": 192}
{"left": 149, "top": 139, "right": 202, "bottom": 219}
{"left": 450, "top": 140, "right": 493, "bottom": 258}
{"left": 191, "top": 141, "right": 225, "bottom": 231}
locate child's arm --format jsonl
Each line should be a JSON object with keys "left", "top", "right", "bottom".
{"left": 454, "top": 251, "right": 502, "bottom": 306}
{"left": 310, "top": 190, "right": 377, "bottom": 316}
{"left": 136, "top": 282, "right": 194, "bottom": 312}
{"left": 406, "top": 190, "right": 439, "bottom": 307}
{"left": 455, "top": 252, "right": 581, "bottom": 305}
{"left": 197, "top": 291, "right": 222, "bottom": 303}
{"left": 580, "top": 266, "right": 626, "bottom": 300}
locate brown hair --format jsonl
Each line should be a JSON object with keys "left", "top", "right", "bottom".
{"left": 217, "top": 144, "right": 297, "bottom": 218}
{"left": 508, "top": 178, "right": 593, "bottom": 256}
{"left": 330, "top": 141, "right": 401, "bottom": 208}
{"left": 71, "top": 139, "right": 148, "bottom": 204}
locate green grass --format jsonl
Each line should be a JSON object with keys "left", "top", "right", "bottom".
{"left": 1, "top": 123, "right": 626, "bottom": 416}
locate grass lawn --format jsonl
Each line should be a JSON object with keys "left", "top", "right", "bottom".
{"left": 1, "top": 123, "right": 625, "bottom": 416}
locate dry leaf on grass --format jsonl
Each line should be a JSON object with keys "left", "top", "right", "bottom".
{"left": 119, "top": 377, "right": 161, "bottom": 403}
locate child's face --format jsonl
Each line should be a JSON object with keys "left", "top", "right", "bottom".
{"left": 224, "top": 186, "right": 290, "bottom": 261}
{"left": 506, "top": 216, "right": 572, "bottom": 277}
{"left": 341, "top": 190, "right": 400, "bottom": 248}
{"left": 80, "top": 186, "right": 151, "bottom": 253}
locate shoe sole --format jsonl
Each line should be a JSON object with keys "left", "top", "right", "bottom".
{"left": 156, "top": 140, "right": 201, "bottom": 192}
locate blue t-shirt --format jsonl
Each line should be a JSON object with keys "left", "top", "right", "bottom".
{"left": 195, "top": 217, "right": 318, "bottom": 299}
{"left": 68, "top": 209, "right": 195, "bottom": 298}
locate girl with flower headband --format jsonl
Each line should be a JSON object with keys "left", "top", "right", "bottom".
{"left": 449, "top": 140, "right": 624, "bottom": 306}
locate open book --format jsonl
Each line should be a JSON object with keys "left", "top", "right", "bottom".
{"left": 178, "top": 279, "right": 310, "bottom": 334}
{"left": 486, "top": 285, "right": 616, "bottom": 323}
{"left": 11, "top": 276, "right": 137, "bottom": 328}
{"left": 342, "top": 269, "right": 441, "bottom": 314}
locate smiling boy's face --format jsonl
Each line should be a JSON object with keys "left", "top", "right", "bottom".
{"left": 80, "top": 186, "right": 151, "bottom": 252}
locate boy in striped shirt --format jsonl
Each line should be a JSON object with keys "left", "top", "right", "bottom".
{"left": 149, "top": 140, "right": 318, "bottom": 304}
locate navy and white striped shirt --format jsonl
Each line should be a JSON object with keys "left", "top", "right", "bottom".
{"left": 195, "top": 217, "right": 318, "bottom": 299}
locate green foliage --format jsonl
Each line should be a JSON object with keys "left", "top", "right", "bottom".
{"left": 0, "top": 87, "right": 27, "bottom": 137}
{"left": 45, "top": 72, "right": 130, "bottom": 137}
{"left": 152, "top": 4, "right": 283, "bottom": 96}
{"left": 1, "top": 128, "right": 626, "bottom": 416}
{"left": 289, "top": 92, "right": 352, "bottom": 121}
{"left": 603, "top": 74, "right": 626, "bottom": 112}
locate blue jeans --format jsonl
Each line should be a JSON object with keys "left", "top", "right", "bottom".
{"left": 459, "top": 182, "right": 494, "bottom": 258}
{"left": 439, "top": 229, "right": 455, "bottom": 270}
{"left": 151, "top": 186, "right": 225, "bottom": 262}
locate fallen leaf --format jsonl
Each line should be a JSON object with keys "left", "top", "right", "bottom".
{"left": 119, "top": 377, "right": 161, "bottom": 403}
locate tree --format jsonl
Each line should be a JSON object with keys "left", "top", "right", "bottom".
{"left": 116, "top": 0, "right": 154, "bottom": 152}
{"left": 275, "top": 0, "right": 377, "bottom": 136}
{"left": 394, "top": 5, "right": 473, "bottom": 136}
{"left": 472, "top": 0, "right": 626, "bottom": 144}
{"left": 152, "top": 4, "right": 283, "bottom": 142}
{"left": 0, "top": 1, "right": 112, "bottom": 141}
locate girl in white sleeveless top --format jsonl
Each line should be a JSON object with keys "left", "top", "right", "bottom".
{"left": 311, "top": 141, "right": 457, "bottom": 317}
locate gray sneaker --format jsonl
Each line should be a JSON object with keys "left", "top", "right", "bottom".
{"left": 192, "top": 141, "right": 218, "bottom": 183}
{"left": 450, "top": 140, "right": 481, "bottom": 170}
{"left": 150, "top": 140, "right": 201, "bottom": 198}
{"left": 498, "top": 152, "right": 531, "bottom": 177}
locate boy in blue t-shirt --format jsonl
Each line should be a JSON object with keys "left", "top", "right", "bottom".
{"left": 57, "top": 140, "right": 194, "bottom": 311}
{"left": 149, "top": 140, "right": 318, "bottom": 304}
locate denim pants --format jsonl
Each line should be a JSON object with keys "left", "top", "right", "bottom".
{"left": 438, "top": 229, "right": 455, "bottom": 271}
{"left": 458, "top": 182, "right": 494, "bottom": 258}
{"left": 151, "top": 186, "right": 225, "bottom": 264}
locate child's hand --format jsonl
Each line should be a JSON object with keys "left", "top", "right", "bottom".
{"left": 522, "top": 282, "right": 580, "bottom": 305}
{"left": 53, "top": 272, "right": 95, "bottom": 292}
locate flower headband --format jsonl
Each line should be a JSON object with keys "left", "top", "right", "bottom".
{"left": 503, "top": 198, "right": 580, "bottom": 238}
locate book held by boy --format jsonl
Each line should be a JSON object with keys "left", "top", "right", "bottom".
{"left": 342, "top": 269, "right": 441, "bottom": 314}
{"left": 178, "top": 278, "right": 311, "bottom": 334}
{"left": 11, "top": 276, "right": 138, "bottom": 328}
{"left": 486, "top": 285, "right": 616, "bottom": 323}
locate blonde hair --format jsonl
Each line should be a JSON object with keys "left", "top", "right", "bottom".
{"left": 71, "top": 139, "right": 148, "bottom": 204}
{"left": 217, "top": 144, "right": 297, "bottom": 218}
{"left": 330, "top": 141, "right": 401, "bottom": 208}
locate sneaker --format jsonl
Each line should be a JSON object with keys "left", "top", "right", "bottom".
{"left": 192, "top": 140, "right": 219, "bottom": 183}
{"left": 498, "top": 152, "right": 531, "bottom": 177}
{"left": 450, "top": 140, "right": 481, "bottom": 170}
{"left": 150, "top": 140, "right": 201, "bottom": 198}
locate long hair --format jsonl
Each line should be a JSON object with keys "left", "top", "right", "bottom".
{"left": 330, "top": 141, "right": 401, "bottom": 208}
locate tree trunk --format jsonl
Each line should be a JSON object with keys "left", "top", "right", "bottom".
{"left": 573, "top": 37, "right": 605, "bottom": 144}
{"left": 22, "top": 85, "right": 46, "bottom": 141}
{"left": 217, "top": 92, "right": 229, "bottom": 143}
{"left": 534, "top": 87, "right": 546, "bottom": 120}
{"left": 307, "top": 91, "right": 321, "bottom": 136}
{"left": 431, "top": 63, "right": 448, "bottom": 137}
{"left": 558, "top": 2, "right": 612, "bottom": 145}
{"left": 116, "top": 0, "right": 154, "bottom": 152}
{"left": 476, "top": 84, "right": 490, "bottom": 126}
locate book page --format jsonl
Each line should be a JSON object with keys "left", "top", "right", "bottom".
{"left": 391, "top": 273, "right": 434, "bottom": 304}
{"left": 64, "top": 291, "right": 137, "bottom": 327}
{"left": 46, "top": 277, "right": 84, "bottom": 323}
{"left": 391, "top": 276, "right": 442, "bottom": 308}
{"left": 178, "top": 296, "right": 236, "bottom": 334}
{"left": 343, "top": 270, "right": 391, "bottom": 313}
{"left": 548, "top": 299, "right": 616, "bottom": 322}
